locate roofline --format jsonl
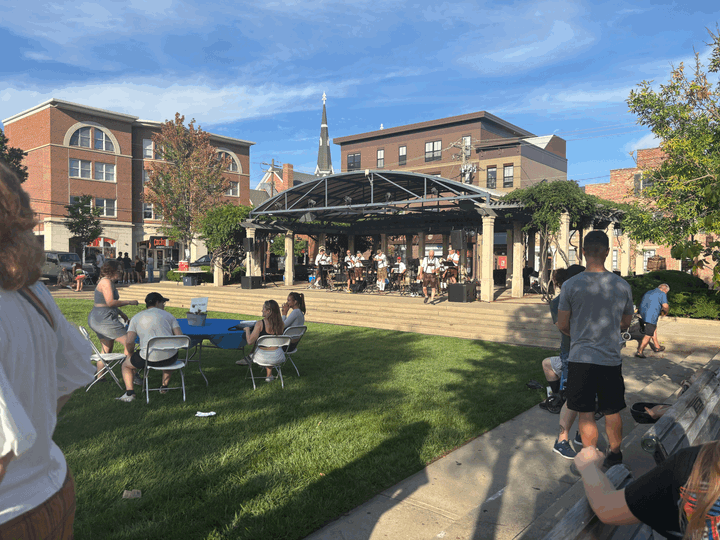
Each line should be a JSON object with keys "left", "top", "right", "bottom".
{"left": 134, "top": 119, "right": 255, "bottom": 147}
{"left": 333, "top": 111, "right": 534, "bottom": 145}
{"left": 3, "top": 98, "right": 139, "bottom": 125}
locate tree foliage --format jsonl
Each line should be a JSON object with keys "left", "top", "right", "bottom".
{"left": 269, "top": 235, "right": 307, "bottom": 258}
{"left": 0, "top": 128, "right": 28, "bottom": 183}
{"left": 199, "top": 203, "right": 251, "bottom": 270}
{"left": 64, "top": 195, "right": 102, "bottom": 263}
{"left": 626, "top": 26, "right": 720, "bottom": 283}
{"left": 144, "top": 113, "right": 231, "bottom": 252}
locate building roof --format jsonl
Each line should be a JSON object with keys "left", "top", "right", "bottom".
{"left": 333, "top": 111, "right": 535, "bottom": 145}
{"left": 249, "top": 189, "right": 270, "bottom": 207}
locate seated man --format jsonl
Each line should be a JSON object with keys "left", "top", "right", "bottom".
{"left": 117, "top": 292, "right": 182, "bottom": 402}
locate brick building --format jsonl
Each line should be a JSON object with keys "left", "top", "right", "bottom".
{"left": 333, "top": 111, "right": 567, "bottom": 192}
{"left": 585, "top": 147, "right": 716, "bottom": 283}
{"left": 2, "top": 99, "right": 253, "bottom": 265}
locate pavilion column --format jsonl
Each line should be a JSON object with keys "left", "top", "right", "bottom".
{"left": 404, "top": 234, "right": 413, "bottom": 262}
{"left": 580, "top": 227, "right": 592, "bottom": 266}
{"left": 605, "top": 223, "right": 615, "bottom": 271}
{"left": 558, "top": 212, "right": 570, "bottom": 268}
{"left": 506, "top": 228, "right": 513, "bottom": 288}
{"left": 472, "top": 235, "right": 479, "bottom": 281}
{"left": 512, "top": 221, "right": 524, "bottom": 298}
{"left": 284, "top": 231, "right": 295, "bottom": 286}
{"left": 318, "top": 233, "right": 326, "bottom": 251}
{"left": 481, "top": 216, "right": 495, "bottom": 302}
{"left": 418, "top": 233, "right": 425, "bottom": 259}
{"left": 442, "top": 234, "right": 449, "bottom": 258}
{"left": 527, "top": 229, "right": 536, "bottom": 271}
{"left": 476, "top": 231, "right": 483, "bottom": 281}
{"left": 380, "top": 234, "right": 388, "bottom": 254}
{"left": 635, "top": 242, "right": 645, "bottom": 275}
{"left": 246, "top": 229, "right": 256, "bottom": 277}
{"left": 620, "top": 234, "right": 631, "bottom": 276}
{"left": 348, "top": 235, "right": 355, "bottom": 255}
{"left": 213, "top": 257, "right": 223, "bottom": 287}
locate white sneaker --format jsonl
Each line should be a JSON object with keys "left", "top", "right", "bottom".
{"left": 236, "top": 357, "right": 249, "bottom": 366}
{"left": 116, "top": 393, "right": 135, "bottom": 402}
{"left": 265, "top": 375, "right": 276, "bottom": 382}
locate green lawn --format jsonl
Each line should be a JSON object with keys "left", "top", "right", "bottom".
{"left": 54, "top": 299, "right": 550, "bottom": 540}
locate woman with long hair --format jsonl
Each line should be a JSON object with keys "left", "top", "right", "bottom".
{"left": 575, "top": 440, "right": 720, "bottom": 539}
{"left": 281, "top": 292, "right": 306, "bottom": 329}
{"left": 87, "top": 260, "right": 138, "bottom": 380}
{"left": 0, "top": 160, "right": 95, "bottom": 538}
{"left": 71, "top": 261, "right": 85, "bottom": 292}
{"left": 243, "top": 300, "right": 285, "bottom": 382}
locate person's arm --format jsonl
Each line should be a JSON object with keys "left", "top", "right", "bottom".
{"left": 245, "top": 320, "right": 262, "bottom": 346}
{"left": 620, "top": 313, "right": 633, "bottom": 331}
{"left": 575, "top": 447, "right": 640, "bottom": 526}
{"left": 557, "top": 310, "right": 571, "bottom": 336}
{"left": 284, "top": 309, "right": 299, "bottom": 329}
{"left": 660, "top": 303, "right": 669, "bottom": 316}
{"left": 173, "top": 327, "right": 183, "bottom": 336}
{"left": 98, "top": 280, "right": 138, "bottom": 309}
{"left": 125, "top": 330, "right": 137, "bottom": 351}
{"left": 0, "top": 451, "right": 15, "bottom": 486}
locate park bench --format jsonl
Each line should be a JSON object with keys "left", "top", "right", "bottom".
{"left": 541, "top": 358, "right": 720, "bottom": 540}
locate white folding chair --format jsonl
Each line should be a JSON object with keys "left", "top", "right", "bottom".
{"left": 247, "top": 335, "right": 292, "bottom": 390}
{"left": 142, "top": 335, "right": 191, "bottom": 404}
{"left": 282, "top": 325, "right": 307, "bottom": 377}
{"left": 79, "top": 325, "right": 126, "bottom": 392}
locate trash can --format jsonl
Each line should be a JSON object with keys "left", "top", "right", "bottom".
{"left": 159, "top": 264, "right": 170, "bottom": 282}
{"left": 183, "top": 275, "right": 198, "bottom": 286}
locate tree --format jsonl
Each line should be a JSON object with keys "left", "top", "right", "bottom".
{"left": 269, "top": 234, "right": 307, "bottom": 258}
{"left": 626, "top": 27, "right": 720, "bottom": 284}
{"left": 65, "top": 195, "right": 102, "bottom": 264}
{"left": 144, "top": 113, "right": 231, "bottom": 258}
{"left": 199, "top": 203, "right": 251, "bottom": 275}
{"left": 0, "top": 128, "right": 28, "bottom": 183}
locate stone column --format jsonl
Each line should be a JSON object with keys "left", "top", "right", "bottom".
{"left": 442, "top": 234, "right": 449, "bottom": 258}
{"left": 418, "top": 233, "right": 426, "bottom": 259}
{"left": 605, "top": 223, "right": 615, "bottom": 271}
{"left": 380, "top": 233, "right": 388, "bottom": 255}
{"left": 526, "top": 229, "right": 536, "bottom": 271}
{"left": 481, "top": 216, "right": 495, "bottom": 302}
{"left": 284, "top": 231, "right": 295, "bottom": 286}
{"left": 476, "top": 231, "right": 483, "bottom": 281}
{"left": 512, "top": 221, "right": 524, "bottom": 298}
{"left": 635, "top": 243, "right": 645, "bottom": 275}
{"left": 558, "top": 212, "right": 571, "bottom": 268}
{"left": 506, "top": 228, "right": 513, "bottom": 288}
{"left": 213, "top": 256, "right": 224, "bottom": 287}
{"left": 580, "top": 228, "right": 592, "bottom": 266}
{"left": 318, "top": 233, "right": 326, "bottom": 251}
{"left": 246, "top": 229, "right": 259, "bottom": 277}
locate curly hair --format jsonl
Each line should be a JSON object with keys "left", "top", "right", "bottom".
{"left": 263, "top": 299, "right": 284, "bottom": 335}
{"left": 0, "top": 161, "right": 43, "bottom": 290}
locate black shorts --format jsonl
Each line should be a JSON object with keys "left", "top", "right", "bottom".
{"left": 566, "top": 362, "right": 626, "bottom": 415}
{"left": 130, "top": 350, "right": 179, "bottom": 370}
{"left": 640, "top": 319, "right": 657, "bottom": 337}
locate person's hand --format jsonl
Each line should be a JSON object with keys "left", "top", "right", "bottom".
{"left": 574, "top": 446, "right": 605, "bottom": 473}
{"left": 129, "top": 300, "right": 138, "bottom": 306}
{"left": 645, "top": 404, "right": 670, "bottom": 419}
{"left": 281, "top": 302, "right": 289, "bottom": 315}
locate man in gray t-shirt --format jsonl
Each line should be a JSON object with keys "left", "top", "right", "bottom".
{"left": 557, "top": 231, "right": 634, "bottom": 469}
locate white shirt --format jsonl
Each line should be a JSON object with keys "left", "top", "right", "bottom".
{"left": 422, "top": 257, "right": 440, "bottom": 273}
{"left": 315, "top": 253, "right": 330, "bottom": 266}
{"left": 354, "top": 256, "right": 364, "bottom": 268}
{"left": 375, "top": 253, "right": 388, "bottom": 269}
{"left": 96, "top": 253, "right": 104, "bottom": 267}
{"left": 128, "top": 307, "right": 181, "bottom": 361}
{"left": 344, "top": 255, "right": 354, "bottom": 268}
{"left": 147, "top": 256, "right": 154, "bottom": 267}
{"left": 448, "top": 253, "right": 460, "bottom": 264}
{"left": 0, "top": 283, "right": 95, "bottom": 524}
{"left": 393, "top": 262, "right": 407, "bottom": 273}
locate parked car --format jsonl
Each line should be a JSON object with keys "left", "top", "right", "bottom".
{"left": 42, "top": 251, "right": 98, "bottom": 282}
{"left": 189, "top": 255, "right": 212, "bottom": 267}
{"left": 189, "top": 254, "right": 243, "bottom": 269}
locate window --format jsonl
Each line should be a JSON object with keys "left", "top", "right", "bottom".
{"left": 225, "top": 181, "right": 239, "bottom": 197}
{"left": 643, "top": 249, "right": 656, "bottom": 271}
{"left": 95, "top": 198, "right": 116, "bottom": 217}
{"left": 143, "top": 203, "right": 159, "bottom": 220}
{"left": 94, "top": 163, "right": 115, "bottom": 182}
{"left": 503, "top": 165, "right": 514, "bottom": 188}
{"left": 487, "top": 166, "right": 497, "bottom": 189}
{"left": 612, "top": 249, "right": 618, "bottom": 270}
{"left": 143, "top": 169, "right": 151, "bottom": 184}
{"left": 69, "top": 159, "right": 91, "bottom": 179}
{"left": 69, "top": 127, "right": 91, "bottom": 148}
{"left": 425, "top": 140, "right": 442, "bottom": 162}
{"left": 217, "top": 151, "right": 238, "bottom": 172}
{"left": 143, "top": 139, "right": 153, "bottom": 159}
{"left": 347, "top": 153, "right": 361, "bottom": 171}
{"left": 69, "top": 195, "right": 90, "bottom": 209}
{"left": 377, "top": 149, "right": 384, "bottom": 168}
{"left": 94, "top": 129, "right": 114, "bottom": 152}
{"left": 399, "top": 146, "right": 407, "bottom": 166}
{"left": 462, "top": 135, "right": 472, "bottom": 158}
{"left": 641, "top": 176, "right": 654, "bottom": 191}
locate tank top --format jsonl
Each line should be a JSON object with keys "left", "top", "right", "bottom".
{"left": 94, "top": 278, "right": 119, "bottom": 306}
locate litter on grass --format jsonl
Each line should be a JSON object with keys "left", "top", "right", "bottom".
{"left": 195, "top": 411, "right": 217, "bottom": 417}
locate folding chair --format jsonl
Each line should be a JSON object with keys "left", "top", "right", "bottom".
{"left": 282, "top": 325, "right": 307, "bottom": 377}
{"left": 246, "top": 335, "right": 292, "bottom": 390}
{"left": 79, "top": 325, "right": 126, "bottom": 392}
{"left": 142, "top": 335, "right": 191, "bottom": 404}
{"left": 82, "top": 270, "right": 95, "bottom": 287}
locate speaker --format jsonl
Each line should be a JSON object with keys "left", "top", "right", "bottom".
{"left": 448, "top": 282, "right": 476, "bottom": 303}
{"left": 243, "top": 238, "right": 254, "bottom": 251}
{"left": 241, "top": 276, "right": 262, "bottom": 289}
{"left": 450, "top": 230, "right": 466, "bottom": 250}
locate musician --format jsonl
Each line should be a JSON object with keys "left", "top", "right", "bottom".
{"left": 419, "top": 249, "right": 440, "bottom": 304}
{"left": 444, "top": 249, "right": 460, "bottom": 284}
{"left": 374, "top": 249, "right": 388, "bottom": 293}
{"left": 353, "top": 251, "right": 365, "bottom": 284}
{"left": 392, "top": 256, "right": 407, "bottom": 276}
{"left": 344, "top": 249, "right": 355, "bottom": 292}
{"left": 315, "top": 246, "right": 331, "bottom": 288}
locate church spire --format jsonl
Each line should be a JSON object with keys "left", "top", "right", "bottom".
{"left": 315, "top": 92, "right": 334, "bottom": 177}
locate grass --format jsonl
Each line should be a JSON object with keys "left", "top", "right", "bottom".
{"left": 54, "top": 298, "right": 550, "bottom": 540}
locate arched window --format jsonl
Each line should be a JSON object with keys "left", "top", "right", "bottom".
{"left": 69, "top": 127, "right": 91, "bottom": 148}
{"left": 68, "top": 125, "right": 115, "bottom": 152}
{"left": 94, "top": 129, "right": 114, "bottom": 152}
{"left": 217, "top": 151, "right": 239, "bottom": 172}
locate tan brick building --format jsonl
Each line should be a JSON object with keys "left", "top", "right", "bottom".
{"left": 333, "top": 111, "right": 567, "bottom": 192}
{"left": 585, "top": 147, "right": 716, "bottom": 283}
{"left": 3, "top": 99, "right": 253, "bottom": 264}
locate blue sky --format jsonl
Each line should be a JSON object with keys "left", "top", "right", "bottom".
{"left": 1, "top": 0, "right": 718, "bottom": 189}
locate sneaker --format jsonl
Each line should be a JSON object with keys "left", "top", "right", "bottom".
{"left": 116, "top": 393, "right": 135, "bottom": 402}
{"left": 236, "top": 358, "right": 249, "bottom": 366}
{"left": 553, "top": 439, "right": 577, "bottom": 460}
{"left": 424, "top": 297, "right": 428, "bottom": 303}
{"left": 133, "top": 375, "right": 143, "bottom": 386}
{"left": 265, "top": 375, "right": 276, "bottom": 382}
{"left": 574, "top": 431, "right": 584, "bottom": 447}
{"left": 602, "top": 450, "right": 623, "bottom": 470}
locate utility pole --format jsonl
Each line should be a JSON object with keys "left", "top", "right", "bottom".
{"left": 450, "top": 136, "right": 478, "bottom": 184}
{"left": 260, "top": 158, "right": 280, "bottom": 196}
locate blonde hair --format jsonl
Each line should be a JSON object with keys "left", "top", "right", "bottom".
{"left": 0, "top": 161, "right": 43, "bottom": 290}
{"left": 680, "top": 441, "right": 720, "bottom": 540}
{"left": 263, "top": 299, "right": 284, "bottom": 335}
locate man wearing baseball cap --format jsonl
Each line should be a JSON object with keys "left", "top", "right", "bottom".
{"left": 116, "top": 292, "right": 182, "bottom": 402}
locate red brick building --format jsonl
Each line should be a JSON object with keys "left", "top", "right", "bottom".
{"left": 585, "top": 147, "right": 716, "bottom": 283}
{"left": 3, "top": 99, "right": 253, "bottom": 264}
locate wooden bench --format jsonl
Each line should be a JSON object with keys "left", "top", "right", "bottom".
{"left": 542, "top": 358, "right": 720, "bottom": 540}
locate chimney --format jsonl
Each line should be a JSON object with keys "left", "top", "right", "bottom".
{"left": 282, "top": 163, "right": 294, "bottom": 191}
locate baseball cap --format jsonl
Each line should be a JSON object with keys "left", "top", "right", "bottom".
{"left": 145, "top": 292, "right": 170, "bottom": 307}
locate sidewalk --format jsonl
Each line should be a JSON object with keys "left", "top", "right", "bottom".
{"left": 304, "top": 340, "right": 720, "bottom": 540}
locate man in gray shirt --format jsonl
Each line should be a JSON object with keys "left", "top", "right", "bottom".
{"left": 557, "top": 231, "right": 634, "bottom": 468}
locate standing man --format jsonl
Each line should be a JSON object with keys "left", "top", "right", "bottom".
{"left": 374, "top": 249, "right": 388, "bottom": 293}
{"left": 344, "top": 249, "right": 355, "bottom": 292}
{"left": 557, "top": 231, "right": 634, "bottom": 468}
{"left": 146, "top": 252, "right": 155, "bottom": 283}
{"left": 122, "top": 252, "right": 133, "bottom": 284}
{"left": 635, "top": 284, "right": 670, "bottom": 358}
{"left": 419, "top": 249, "right": 440, "bottom": 304}
{"left": 95, "top": 250, "right": 105, "bottom": 270}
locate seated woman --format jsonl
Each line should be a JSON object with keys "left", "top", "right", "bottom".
{"left": 282, "top": 292, "right": 306, "bottom": 329}
{"left": 72, "top": 262, "right": 85, "bottom": 292}
{"left": 240, "top": 300, "right": 285, "bottom": 382}
{"left": 575, "top": 441, "right": 720, "bottom": 539}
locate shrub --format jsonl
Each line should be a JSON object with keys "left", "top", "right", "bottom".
{"left": 625, "top": 270, "right": 719, "bottom": 320}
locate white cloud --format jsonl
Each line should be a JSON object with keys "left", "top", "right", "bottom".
{"left": 623, "top": 132, "right": 661, "bottom": 154}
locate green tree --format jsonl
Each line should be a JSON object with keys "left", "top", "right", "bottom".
{"left": 626, "top": 27, "right": 720, "bottom": 283}
{"left": 269, "top": 234, "right": 307, "bottom": 258}
{"left": 0, "top": 127, "right": 28, "bottom": 183}
{"left": 144, "top": 113, "right": 231, "bottom": 258}
{"left": 64, "top": 195, "right": 102, "bottom": 264}
{"left": 199, "top": 203, "right": 251, "bottom": 273}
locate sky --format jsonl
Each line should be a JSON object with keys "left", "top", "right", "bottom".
{"left": 1, "top": 0, "right": 718, "bottom": 190}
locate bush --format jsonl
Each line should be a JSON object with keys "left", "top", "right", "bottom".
{"left": 165, "top": 266, "right": 214, "bottom": 283}
{"left": 625, "top": 270, "right": 719, "bottom": 320}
